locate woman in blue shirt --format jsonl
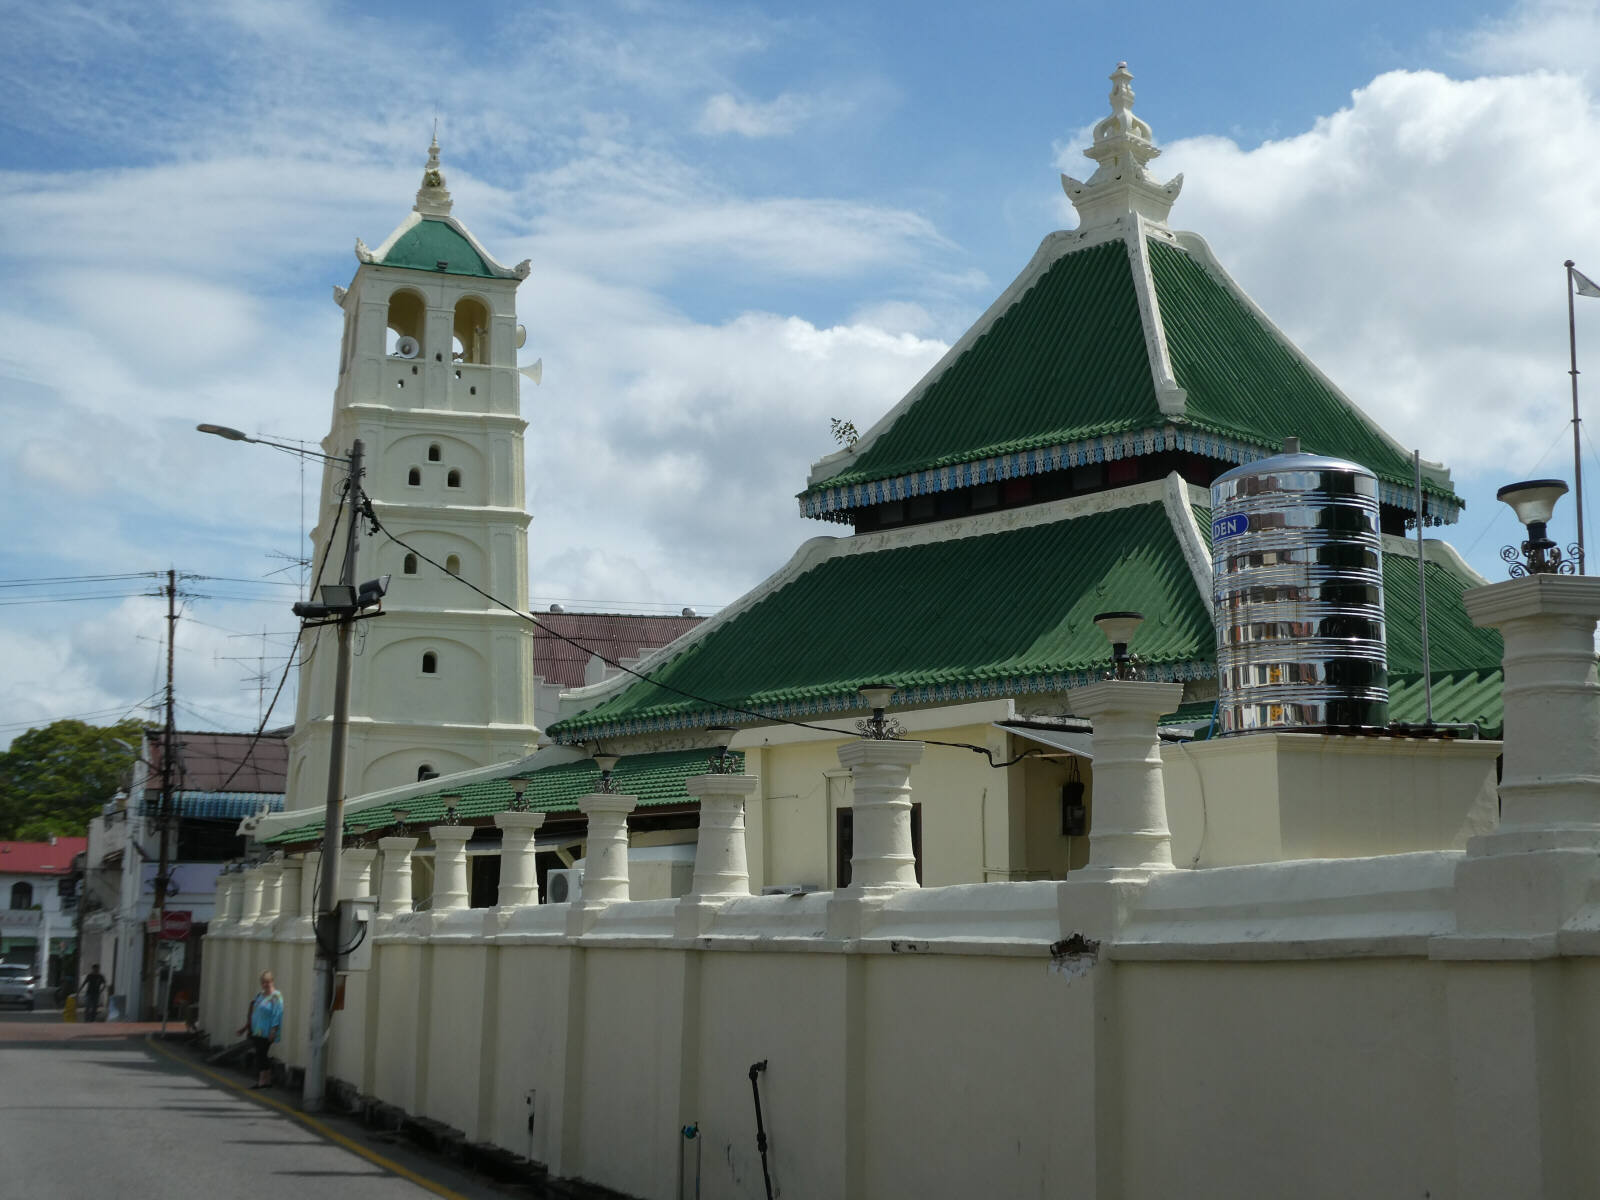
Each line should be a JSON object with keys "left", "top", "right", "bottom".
{"left": 238, "top": 970, "right": 283, "bottom": 1088}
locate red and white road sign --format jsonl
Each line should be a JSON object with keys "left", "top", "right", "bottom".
{"left": 160, "top": 910, "right": 192, "bottom": 940}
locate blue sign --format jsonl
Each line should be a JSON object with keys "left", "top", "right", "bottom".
{"left": 1211, "top": 513, "right": 1249, "bottom": 542}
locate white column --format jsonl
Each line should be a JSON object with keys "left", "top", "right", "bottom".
{"left": 1068, "top": 680, "right": 1186, "bottom": 876}
{"left": 494, "top": 813, "right": 546, "bottom": 907}
{"left": 239, "top": 867, "right": 266, "bottom": 924}
{"left": 211, "top": 874, "right": 233, "bottom": 929}
{"left": 687, "top": 773, "right": 758, "bottom": 897}
{"left": 256, "top": 862, "right": 283, "bottom": 922}
{"left": 430, "top": 827, "right": 473, "bottom": 912}
{"left": 377, "top": 837, "right": 419, "bottom": 916}
{"left": 299, "top": 851, "right": 320, "bottom": 916}
{"left": 277, "top": 858, "right": 304, "bottom": 922}
{"left": 224, "top": 872, "right": 245, "bottom": 921}
{"left": 1462, "top": 576, "right": 1600, "bottom": 840}
{"left": 340, "top": 847, "right": 377, "bottom": 900}
{"left": 1439, "top": 576, "right": 1600, "bottom": 950}
{"left": 576, "top": 794, "right": 637, "bottom": 905}
{"left": 836, "top": 739, "right": 925, "bottom": 891}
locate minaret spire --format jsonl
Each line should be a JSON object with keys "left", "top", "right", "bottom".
{"left": 1061, "top": 62, "right": 1184, "bottom": 231}
{"left": 414, "top": 132, "right": 454, "bottom": 216}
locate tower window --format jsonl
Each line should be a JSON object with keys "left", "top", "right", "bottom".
{"left": 421, "top": 651, "right": 438, "bottom": 675}
{"left": 445, "top": 554, "right": 460, "bottom": 575}
{"left": 407, "top": 467, "right": 421, "bottom": 486}
{"left": 427, "top": 443, "right": 441, "bottom": 462}
{"left": 447, "top": 469, "right": 462, "bottom": 488}
{"left": 403, "top": 553, "right": 418, "bottom": 575}
{"left": 417, "top": 764, "right": 437, "bottom": 781}
{"left": 453, "top": 297, "right": 491, "bottom": 365}
{"left": 386, "top": 288, "right": 426, "bottom": 357}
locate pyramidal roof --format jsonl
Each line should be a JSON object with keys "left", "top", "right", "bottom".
{"left": 801, "top": 64, "right": 1460, "bottom": 524}
{"left": 353, "top": 136, "right": 531, "bottom": 282}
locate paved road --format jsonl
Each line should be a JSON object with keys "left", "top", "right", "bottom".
{"left": 0, "top": 1013, "right": 524, "bottom": 1200}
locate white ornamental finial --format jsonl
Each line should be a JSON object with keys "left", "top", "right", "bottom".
{"left": 1061, "top": 62, "right": 1183, "bottom": 231}
{"left": 414, "top": 132, "right": 454, "bottom": 216}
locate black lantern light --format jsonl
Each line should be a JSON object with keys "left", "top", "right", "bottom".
{"left": 706, "top": 727, "right": 739, "bottom": 773}
{"left": 856, "top": 685, "right": 903, "bottom": 740}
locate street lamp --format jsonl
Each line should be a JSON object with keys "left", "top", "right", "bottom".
{"left": 856, "top": 685, "right": 902, "bottom": 740}
{"left": 1093, "top": 611, "right": 1144, "bottom": 680}
{"left": 705, "top": 726, "right": 739, "bottom": 773}
{"left": 593, "top": 752, "right": 621, "bottom": 793}
{"left": 1498, "top": 479, "right": 1577, "bottom": 576}
{"left": 197, "top": 421, "right": 372, "bottom": 1113}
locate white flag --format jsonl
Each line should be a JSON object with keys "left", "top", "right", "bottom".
{"left": 1573, "top": 266, "right": 1600, "bottom": 298}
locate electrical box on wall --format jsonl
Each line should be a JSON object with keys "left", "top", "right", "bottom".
{"left": 335, "top": 896, "right": 377, "bottom": 971}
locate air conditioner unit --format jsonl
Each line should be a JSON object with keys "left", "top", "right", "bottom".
{"left": 546, "top": 868, "right": 583, "bottom": 904}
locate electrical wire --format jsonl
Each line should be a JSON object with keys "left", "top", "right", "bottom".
{"left": 363, "top": 506, "right": 1043, "bottom": 770}
{"left": 212, "top": 488, "right": 347, "bottom": 793}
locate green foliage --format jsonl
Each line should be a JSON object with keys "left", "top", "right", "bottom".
{"left": 829, "top": 417, "right": 859, "bottom": 449}
{"left": 0, "top": 719, "right": 144, "bottom": 840}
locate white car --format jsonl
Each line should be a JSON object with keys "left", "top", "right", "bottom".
{"left": 0, "top": 964, "right": 37, "bottom": 1010}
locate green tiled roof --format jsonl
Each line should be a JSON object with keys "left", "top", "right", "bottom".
{"left": 263, "top": 748, "right": 732, "bottom": 846}
{"left": 552, "top": 501, "right": 1215, "bottom": 740}
{"left": 1147, "top": 240, "right": 1456, "bottom": 514}
{"left": 381, "top": 218, "right": 495, "bottom": 278}
{"left": 1387, "top": 669, "right": 1503, "bottom": 739}
{"left": 813, "top": 241, "right": 1159, "bottom": 489}
{"left": 1380, "top": 551, "right": 1502, "bottom": 678}
{"left": 803, "top": 236, "right": 1462, "bottom": 523}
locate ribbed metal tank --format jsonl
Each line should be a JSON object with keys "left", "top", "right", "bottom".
{"left": 1210, "top": 444, "right": 1388, "bottom": 733}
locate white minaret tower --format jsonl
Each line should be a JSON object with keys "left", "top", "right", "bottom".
{"left": 285, "top": 138, "right": 540, "bottom": 809}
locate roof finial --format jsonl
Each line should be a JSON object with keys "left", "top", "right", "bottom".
{"left": 1061, "top": 62, "right": 1183, "bottom": 232}
{"left": 414, "top": 129, "right": 454, "bottom": 217}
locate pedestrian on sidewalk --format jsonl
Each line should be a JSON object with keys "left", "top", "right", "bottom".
{"left": 79, "top": 964, "right": 107, "bottom": 1022}
{"left": 237, "top": 970, "right": 283, "bottom": 1088}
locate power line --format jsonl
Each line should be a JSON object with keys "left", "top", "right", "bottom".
{"left": 364, "top": 507, "right": 1038, "bottom": 769}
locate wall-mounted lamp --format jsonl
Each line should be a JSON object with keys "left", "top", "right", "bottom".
{"left": 1093, "top": 611, "right": 1144, "bottom": 680}
{"left": 1498, "top": 479, "right": 1577, "bottom": 576}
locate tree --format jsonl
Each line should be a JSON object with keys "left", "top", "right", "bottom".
{"left": 0, "top": 719, "right": 143, "bottom": 840}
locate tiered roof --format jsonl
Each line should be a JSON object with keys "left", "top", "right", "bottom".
{"left": 801, "top": 65, "right": 1459, "bottom": 526}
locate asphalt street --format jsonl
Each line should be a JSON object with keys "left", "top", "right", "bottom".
{"left": 0, "top": 1011, "right": 527, "bottom": 1200}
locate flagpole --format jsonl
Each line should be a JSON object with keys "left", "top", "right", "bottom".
{"left": 1567, "top": 259, "right": 1585, "bottom": 572}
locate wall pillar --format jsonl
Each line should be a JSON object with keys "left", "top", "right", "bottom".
{"left": 377, "top": 837, "right": 419, "bottom": 916}
{"left": 430, "top": 827, "right": 474, "bottom": 912}
{"left": 493, "top": 813, "right": 546, "bottom": 907}
{"left": 1437, "top": 576, "right": 1600, "bottom": 952}
{"left": 340, "top": 847, "right": 377, "bottom": 900}
{"left": 1070, "top": 679, "right": 1186, "bottom": 876}
{"left": 677, "top": 772, "right": 759, "bottom": 936}
{"left": 1056, "top": 679, "right": 1183, "bottom": 942}
{"left": 239, "top": 866, "right": 266, "bottom": 924}
{"left": 568, "top": 793, "right": 636, "bottom": 934}
{"left": 276, "top": 858, "right": 303, "bottom": 922}
{"left": 838, "top": 739, "right": 925, "bottom": 890}
{"left": 255, "top": 861, "right": 283, "bottom": 924}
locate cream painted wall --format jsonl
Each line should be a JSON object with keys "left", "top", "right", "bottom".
{"left": 201, "top": 880, "right": 1600, "bottom": 1200}
{"left": 751, "top": 722, "right": 1013, "bottom": 890}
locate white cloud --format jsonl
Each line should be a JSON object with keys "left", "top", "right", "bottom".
{"left": 698, "top": 91, "right": 818, "bottom": 137}
{"left": 1147, "top": 67, "right": 1600, "bottom": 484}
{"left": 1452, "top": 0, "right": 1600, "bottom": 76}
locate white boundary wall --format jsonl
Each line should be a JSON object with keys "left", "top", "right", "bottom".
{"left": 200, "top": 861, "right": 1600, "bottom": 1200}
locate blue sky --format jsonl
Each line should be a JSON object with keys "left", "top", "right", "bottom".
{"left": 2, "top": 0, "right": 1598, "bottom": 744}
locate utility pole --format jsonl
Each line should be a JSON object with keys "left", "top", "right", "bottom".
{"left": 302, "top": 439, "right": 366, "bottom": 1112}
{"left": 150, "top": 567, "right": 178, "bottom": 1021}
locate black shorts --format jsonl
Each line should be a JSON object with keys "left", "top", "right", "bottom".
{"left": 249, "top": 1035, "right": 272, "bottom": 1075}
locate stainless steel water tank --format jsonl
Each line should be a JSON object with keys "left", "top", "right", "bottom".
{"left": 1210, "top": 444, "right": 1388, "bottom": 733}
